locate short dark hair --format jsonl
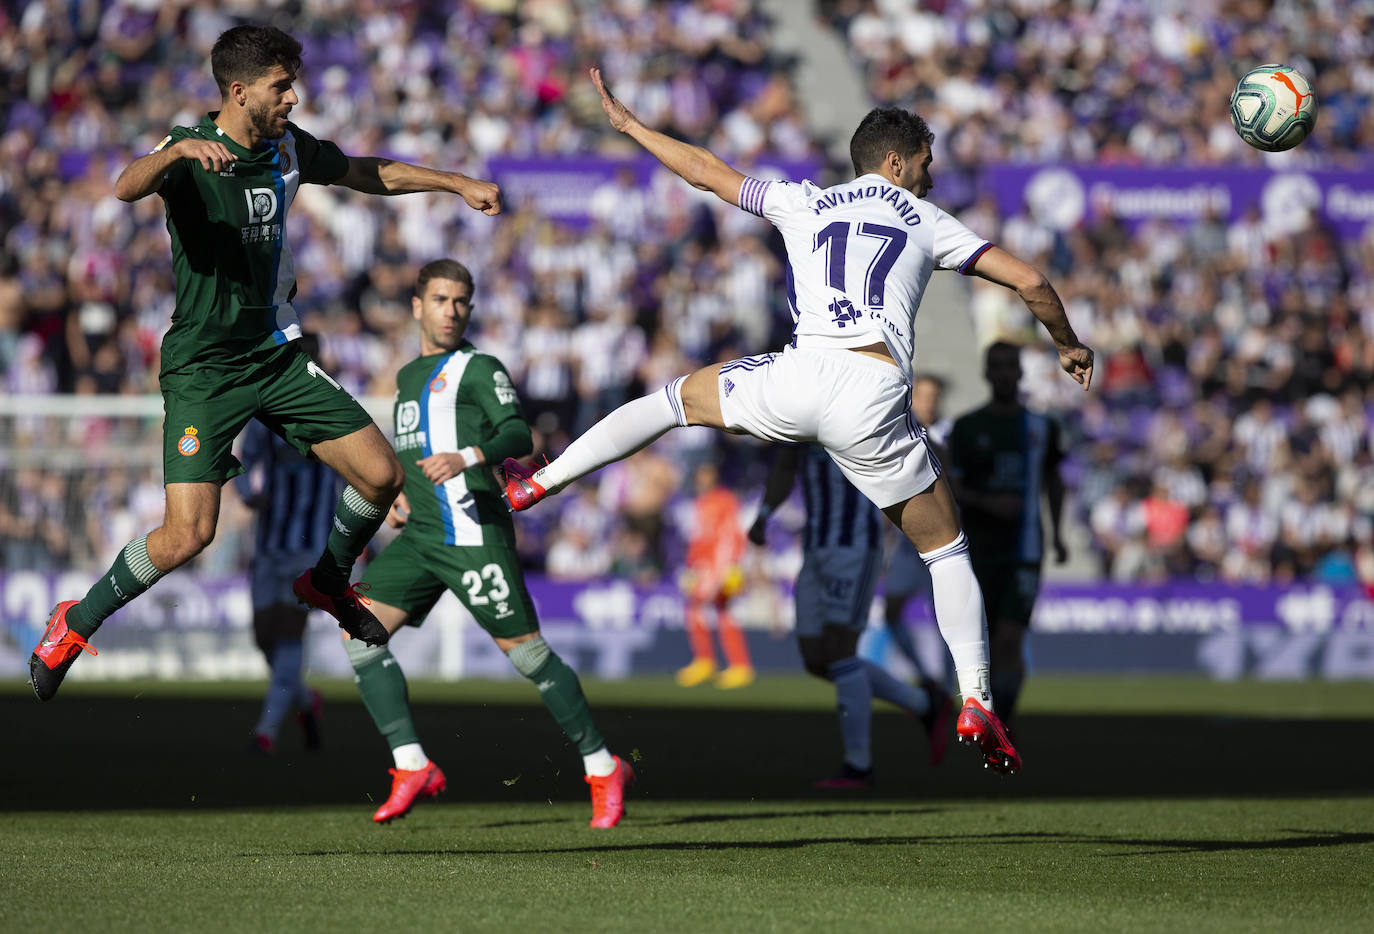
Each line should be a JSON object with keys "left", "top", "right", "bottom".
{"left": 211, "top": 25, "right": 302, "bottom": 98}
{"left": 416, "top": 259, "right": 474, "bottom": 298}
{"left": 849, "top": 108, "right": 934, "bottom": 176}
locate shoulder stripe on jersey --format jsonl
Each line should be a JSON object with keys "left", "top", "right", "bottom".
{"left": 739, "top": 177, "right": 772, "bottom": 217}
{"left": 958, "top": 241, "right": 994, "bottom": 275}
{"left": 269, "top": 144, "right": 288, "bottom": 344}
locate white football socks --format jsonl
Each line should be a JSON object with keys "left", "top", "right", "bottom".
{"left": 392, "top": 742, "right": 429, "bottom": 772}
{"left": 533, "top": 377, "right": 687, "bottom": 491}
{"left": 919, "top": 532, "right": 992, "bottom": 709}
{"left": 583, "top": 746, "right": 617, "bottom": 777}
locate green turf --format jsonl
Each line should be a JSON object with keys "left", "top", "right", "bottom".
{"left": 3, "top": 677, "right": 1372, "bottom": 933}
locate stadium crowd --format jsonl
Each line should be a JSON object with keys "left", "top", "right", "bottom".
{"left": 1, "top": 0, "right": 1371, "bottom": 591}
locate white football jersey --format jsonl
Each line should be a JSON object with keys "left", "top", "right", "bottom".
{"left": 739, "top": 173, "right": 991, "bottom": 379}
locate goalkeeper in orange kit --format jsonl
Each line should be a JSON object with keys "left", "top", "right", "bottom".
{"left": 676, "top": 462, "right": 753, "bottom": 689}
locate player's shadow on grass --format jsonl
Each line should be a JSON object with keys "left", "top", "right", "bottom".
{"left": 1089, "top": 829, "right": 1374, "bottom": 856}
{"left": 7, "top": 695, "right": 1374, "bottom": 810}
{"left": 257, "top": 828, "right": 1374, "bottom": 860}
{"left": 479, "top": 806, "right": 943, "bottom": 829}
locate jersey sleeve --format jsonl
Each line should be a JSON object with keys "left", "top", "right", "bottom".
{"left": 153, "top": 126, "right": 195, "bottom": 195}
{"left": 288, "top": 123, "right": 349, "bottom": 185}
{"left": 462, "top": 355, "right": 533, "bottom": 463}
{"left": 932, "top": 207, "right": 994, "bottom": 274}
{"left": 738, "top": 177, "right": 808, "bottom": 227}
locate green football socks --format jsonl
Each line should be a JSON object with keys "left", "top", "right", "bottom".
{"left": 507, "top": 637, "right": 605, "bottom": 756}
{"left": 312, "top": 486, "right": 386, "bottom": 593}
{"left": 69, "top": 535, "right": 166, "bottom": 638}
{"left": 346, "top": 639, "right": 419, "bottom": 751}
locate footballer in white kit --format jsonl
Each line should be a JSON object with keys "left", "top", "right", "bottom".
{"left": 719, "top": 170, "right": 992, "bottom": 508}
{"left": 503, "top": 67, "right": 1096, "bottom": 776}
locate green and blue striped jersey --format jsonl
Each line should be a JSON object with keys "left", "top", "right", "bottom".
{"left": 392, "top": 343, "right": 532, "bottom": 547}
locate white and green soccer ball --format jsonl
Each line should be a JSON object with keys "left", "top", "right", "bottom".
{"left": 1229, "top": 64, "right": 1319, "bottom": 152}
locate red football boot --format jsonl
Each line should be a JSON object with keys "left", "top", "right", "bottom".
{"left": 955, "top": 697, "right": 1022, "bottom": 774}
{"left": 501, "top": 458, "right": 549, "bottom": 512}
{"left": 586, "top": 756, "right": 635, "bottom": 828}
{"left": 373, "top": 762, "right": 447, "bottom": 824}
{"left": 29, "top": 601, "right": 96, "bottom": 702}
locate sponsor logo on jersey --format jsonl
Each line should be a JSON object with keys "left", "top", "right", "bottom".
{"left": 244, "top": 188, "right": 278, "bottom": 223}
{"left": 429, "top": 375, "right": 447, "bottom": 394}
{"left": 493, "top": 370, "right": 517, "bottom": 404}
{"left": 396, "top": 400, "right": 421, "bottom": 434}
{"left": 178, "top": 426, "right": 200, "bottom": 456}
{"left": 723, "top": 377, "right": 735, "bottom": 397}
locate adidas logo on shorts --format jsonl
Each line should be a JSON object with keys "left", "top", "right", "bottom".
{"left": 723, "top": 377, "right": 735, "bottom": 397}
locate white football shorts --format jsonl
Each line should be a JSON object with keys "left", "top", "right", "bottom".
{"left": 793, "top": 545, "right": 884, "bottom": 636}
{"left": 717, "top": 346, "right": 941, "bottom": 509}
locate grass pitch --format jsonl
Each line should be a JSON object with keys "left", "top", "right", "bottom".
{"left": 3, "top": 676, "right": 1373, "bottom": 933}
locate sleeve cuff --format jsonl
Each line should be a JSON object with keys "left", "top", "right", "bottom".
{"left": 958, "top": 241, "right": 994, "bottom": 275}
{"left": 738, "top": 176, "right": 772, "bottom": 216}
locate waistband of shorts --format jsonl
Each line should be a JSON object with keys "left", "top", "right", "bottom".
{"left": 788, "top": 341, "right": 910, "bottom": 379}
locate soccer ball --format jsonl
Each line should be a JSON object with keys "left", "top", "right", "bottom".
{"left": 1229, "top": 64, "right": 1319, "bottom": 152}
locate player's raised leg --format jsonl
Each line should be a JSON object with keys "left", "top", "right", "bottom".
{"left": 882, "top": 477, "right": 1020, "bottom": 774}
{"left": 295, "top": 422, "right": 405, "bottom": 646}
{"left": 29, "top": 481, "right": 219, "bottom": 701}
{"left": 505, "top": 364, "right": 730, "bottom": 510}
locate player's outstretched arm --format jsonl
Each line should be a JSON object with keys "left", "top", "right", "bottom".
{"left": 114, "top": 140, "right": 236, "bottom": 202}
{"left": 334, "top": 157, "right": 502, "bottom": 215}
{"left": 968, "top": 246, "right": 1094, "bottom": 390}
{"left": 590, "top": 66, "right": 746, "bottom": 208}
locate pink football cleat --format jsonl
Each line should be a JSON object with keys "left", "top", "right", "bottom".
{"left": 586, "top": 756, "right": 635, "bottom": 828}
{"left": 955, "top": 697, "right": 1021, "bottom": 774}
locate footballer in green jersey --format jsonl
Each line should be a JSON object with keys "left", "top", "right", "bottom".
{"left": 947, "top": 341, "right": 1068, "bottom": 723}
{"left": 344, "top": 259, "right": 634, "bottom": 829}
{"left": 29, "top": 24, "right": 504, "bottom": 703}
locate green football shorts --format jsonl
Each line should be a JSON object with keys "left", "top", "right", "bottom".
{"left": 161, "top": 343, "right": 373, "bottom": 485}
{"left": 360, "top": 531, "right": 539, "bottom": 639}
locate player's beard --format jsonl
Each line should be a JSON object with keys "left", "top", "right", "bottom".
{"left": 250, "top": 99, "right": 286, "bottom": 140}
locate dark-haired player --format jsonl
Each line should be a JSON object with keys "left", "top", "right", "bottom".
{"left": 503, "top": 68, "right": 1097, "bottom": 775}
{"left": 29, "top": 24, "right": 502, "bottom": 701}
